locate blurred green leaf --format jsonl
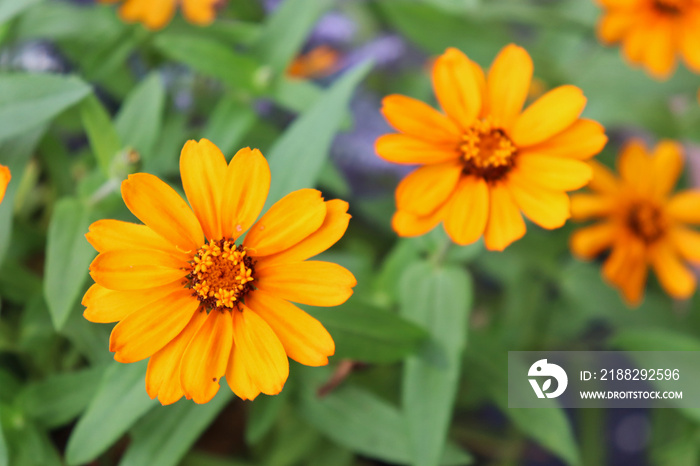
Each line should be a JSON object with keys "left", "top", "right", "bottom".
{"left": 80, "top": 95, "right": 122, "bottom": 176}
{"left": 265, "top": 60, "right": 372, "bottom": 208}
{"left": 0, "top": 73, "right": 90, "bottom": 142}
{"left": 0, "top": 0, "right": 42, "bottom": 24}
{"left": 1, "top": 405, "right": 61, "bottom": 466}
{"left": 22, "top": 365, "right": 106, "bottom": 429}
{"left": 120, "top": 391, "right": 232, "bottom": 466}
{"left": 66, "top": 361, "right": 155, "bottom": 465}
{"left": 400, "top": 262, "right": 472, "bottom": 466}
{"left": 306, "top": 302, "right": 427, "bottom": 363}
{"left": 246, "top": 386, "right": 290, "bottom": 444}
{"left": 253, "top": 0, "right": 334, "bottom": 75}
{"left": 154, "top": 33, "right": 261, "bottom": 92}
{"left": 15, "top": 2, "right": 121, "bottom": 42}
{"left": 610, "top": 329, "right": 700, "bottom": 352}
{"left": 115, "top": 72, "right": 166, "bottom": 157}
{"left": 271, "top": 78, "right": 323, "bottom": 114}
{"left": 43, "top": 197, "right": 95, "bottom": 330}
{"left": 202, "top": 97, "right": 257, "bottom": 157}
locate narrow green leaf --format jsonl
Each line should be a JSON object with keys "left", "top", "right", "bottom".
{"left": 153, "top": 33, "right": 261, "bottom": 92}
{"left": 22, "top": 365, "right": 106, "bottom": 429}
{"left": 610, "top": 329, "right": 700, "bottom": 352}
{"left": 265, "top": 60, "right": 372, "bottom": 208}
{"left": 253, "top": 0, "right": 335, "bottom": 75}
{"left": 246, "top": 387, "right": 290, "bottom": 444}
{"left": 0, "top": 0, "right": 43, "bottom": 24}
{"left": 400, "top": 262, "right": 472, "bottom": 466}
{"left": 66, "top": 361, "right": 155, "bottom": 465}
{"left": 115, "top": 73, "right": 166, "bottom": 157}
{"left": 80, "top": 95, "right": 122, "bottom": 176}
{"left": 305, "top": 302, "right": 428, "bottom": 363}
{"left": 0, "top": 406, "right": 7, "bottom": 466}
{"left": 202, "top": 98, "right": 257, "bottom": 157}
{"left": 43, "top": 197, "right": 96, "bottom": 330}
{"left": 120, "top": 391, "right": 232, "bottom": 466}
{"left": 0, "top": 74, "right": 90, "bottom": 142}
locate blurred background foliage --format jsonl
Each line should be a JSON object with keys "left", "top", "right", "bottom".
{"left": 0, "top": 0, "right": 700, "bottom": 465}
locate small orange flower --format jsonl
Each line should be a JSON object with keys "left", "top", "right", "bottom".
{"left": 83, "top": 139, "right": 356, "bottom": 404}
{"left": 570, "top": 140, "right": 700, "bottom": 305}
{"left": 100, "top": 0, "right": 220, "bottom": 30}
{"left": 376, "top": 44, "right": 607, "bottom": 251}
{"left": 596, "top": 0, "right": 700, "bottom": 79}
{"left": 0, "top": 165, "right": 9, "bottom": 205}
{"left": 287, "top": 46, "right": 341, "bottom": 80}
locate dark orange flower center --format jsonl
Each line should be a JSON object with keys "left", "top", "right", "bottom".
{"left": 460, "top": 118, "right": 517, "bottom": 181}
{"left": 652, "top": 0, "right": 685, "bottom": 15}
{"left": 188, "top": 239, "right": 255, "bottom": 311}
{"left": 626, "top": 201, "right": 666, "bottom": 243}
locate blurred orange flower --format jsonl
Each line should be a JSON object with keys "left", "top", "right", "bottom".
{"left": 570, "top": 140, "right": 700, "bottom": 305}
{"left": 287, "top": 46, "right": 341, "bottom": 80}
{"left": 376, "top": 44, "right": 607, "bottom": 251}
{"left": 0, "top": 165, "right": 9, "bottom": 205}
{"left": 596, "top": 0, "right": 700, "bottom": 79}
{"left": 100, "top": 0, "right": 220, "bottom": 30}
{"left": 83, "top": 139, "right": 355, "bottom": 404}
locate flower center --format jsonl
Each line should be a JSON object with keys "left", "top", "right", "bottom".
{"left": 460, "top": 118, "right": 517, "bottom": 181}
{"left": 626, "top": 201, "right": 666, "bottom": 243}
{"left": 652, "top": 0, "right": 685, "bottom": 15}
{"left": 188, "top": 239, "right": 255, "bottom": 311}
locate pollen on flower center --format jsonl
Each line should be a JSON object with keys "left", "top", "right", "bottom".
{"left": 652, "top": 0, "right": 685, "bottom": 15}
{"left": 188, "top": 239, "right": 255, "bottom": 311}
{"left": 626, "top": 201, "right": 666, "bottom": 243}
{"left": 460, "top": 118, "right": 517, "bottom": 181}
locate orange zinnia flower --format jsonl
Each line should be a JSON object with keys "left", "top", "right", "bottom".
{"left": 287, "top": 46, "right": 341, "bottom": 80}
{"left": 596, "top": 0, "right": 700, "bottom": 79}
{"left": 570, "top": 140, "right": 700, "bottom": 305}
{"left": 100, "top": 0, "right": 220, "bottom": 30}
{"left": 83, "top": 139, "right": 356, "bottom": 404}
{"left": 0, "top": 165, "right": 9, "bottom": 205}
{"left": 376, "top": 44, "right": 607, "bottom": 251}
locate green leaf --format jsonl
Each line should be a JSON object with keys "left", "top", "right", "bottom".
{"left": 253, "top": 0, "right": 335, "bottom": 75}
{"left": 305, "top": 302, "right": 428, "bottom": 363}
{"left": 202, "top": 97, "right": 257, "bottom": 157}
{"left": 43, "top": 197, "right": 96, "bottom": 330}
{"left": 0, "top": 407, "right": 7, "bottom": 466}
{"left": 120, "top": 391, "right": 232, "bottom": 466}
{"left": 0, "top": 0, "right": 43, "bottom": 24}
{"left": 115, "top": 73, "right": 166, "bottom": 157}
{"left": 265, "top": 60, "right": 372, "bottom": 208}
{"left": 66, "top": 361, "right": 156, "bottom": 465}
{"left": 246, "top": 387, "right": 290, "bottom": 444}
{"left": 22, "top": 366, "right": 106, "bottom": 429}
{"left": 153, "top": 33, "right": 261, "bottom": 92}
{"left": 80, "top": 95, "right": 122, "bottom": 176}
{"left": 400, "top": 262, "right": 472, "bottom": 466}
{"left": 610, "top": 329, "right": 700, "bottom": 352}
{"left": 0, "top": 73, "right": 90, "bottom": 142}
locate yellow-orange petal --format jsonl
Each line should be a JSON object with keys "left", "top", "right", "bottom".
{"left": 570, "top": 193, "right": 616, "bottom": 221}
{"left": 510, "top": 85, "right": 587, "bottom": 147}
{"left": 110, "top": 289, "right": 199, "bottom": 363}
{"left": 181, "top": 309, "right": 233, "bottom": 404}
{"left": 244, "top": 189, "right": 326, "bottom": 257}
{"left": 246, "top": 289, "right": 334, "bottom": 366}
{"left": 443, "top": 176, "right": 489, "bottom": 245}
{"left": 381, "top": 94, "right": 462, "bottom": 144}
{"left": 0, "top": 165, "right": 9, "bottom": 204}
{"left": 483, "top": 182, "right": 526, "bottom": 251}
{"left": 667, "top": 190, "right": 700, "bottom": 224}
{"left": 515, "top": 155, "right": 593, "bottom": 191}
{"left": 519, "top": 119, "right": 607, "bottom": 160}
{"left": 233, "top": 305, "right": 289, "bottom": 395}
{"left": 180, "top": 139, "right": 228, "bottom": 240}
{"left": 375, "top": 134, "right": 461, "bottom": 165}
{"left": 651, "top": 242, "right": 696, "bottom": 299}
{"left": 643, "top": 19, "right": 676, "bottom": 80}
{"left": 598, "top": 11, "right": 638, "bottom": 43}
{"left": 255, "top": 261, "right": 356, "bottom": 307}
{"left": 588, "top": 161, "right": 620, "bottom": 194}
{"left": 669, "top": 226, "right": 700, "bottom": 263}
{"left": 220, "top": 148, "right": 271, "bottom": 240}
{"left": 570, "top": 222, "right": 617, "bottom": 259}
{"left": 680, "top": 19, "right": 700, "bottom": 72}
{"left": 649, "top": 140, "right": 683, "bottom": 197}
{"left": 392, "top": 203, "right": 447, "bottom": 238}
{"left": 122, "top": 173, "right": 203, "bottom": 253}
{"left": 146, "top": 309, "right": 208, "bottom": 405}
{"left": 82, "top": 281, "right": 183, "bottom": 323}
{"left": 90, "top": 249, "right": 188, "bottom": 290}
{"left": 120, "top": 0, "right": 177, "bottom": 30}
{"left": 602, "top": 237, "right": 647, "bottom": 306}
{"left": 487, "top": 44, "right": 533, "bottom": 130}
{"left": 181, "top": 0, "right": 217, "bottom": 25}
{"left": 618, "top": 139, "right": 651, "bottom": 190}
{"left": 256, "top": 200, "right": 350, "bottom": 269}
{"left": 85, "top": 219, "right": 188, "bottom": 260}
{"left": 225, "top": 341, "right": 261, "bottom": 401}
{"left": 395, "top": 161, "right": 462, "bottom": 216}
{"left": 507, "top": 173, "right": 570, "bottom": 229}
{"left": 432, "top": 47, "right": 482, "bottom": 130}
